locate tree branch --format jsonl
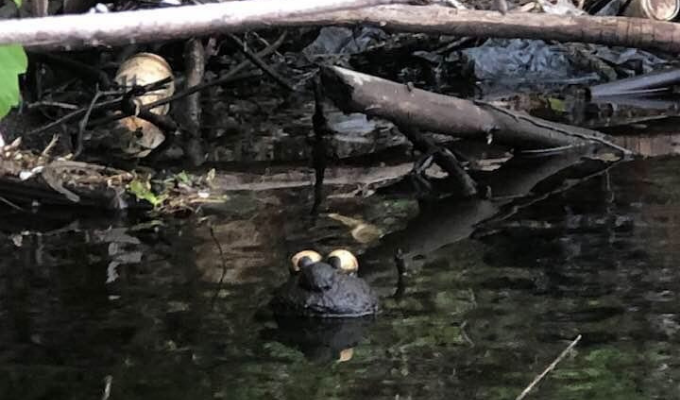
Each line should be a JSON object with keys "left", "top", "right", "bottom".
{"left": 285, "top": 5, "right": 680, "bottom": 54}
{"left": 0, "top": 0, "right": 411, "bottom": 50}
{"left": 1, "top": 3, "right": 679, "bottom": 53}
{"left": 321, "top": 66, "right": 616, "bottom": 150}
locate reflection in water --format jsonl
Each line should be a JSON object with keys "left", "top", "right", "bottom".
{"left": 2, "top": 157, "right": 680, "bottom": 399}
{"left": 261, "top": 316, "right": 375, "bottom": 363}
{"left": 617, "top": 133, "right": 680, "bottom": 157}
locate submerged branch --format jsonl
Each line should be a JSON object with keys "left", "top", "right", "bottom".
{"left": 516, "top": 334, "right": 582, "bottom": 400}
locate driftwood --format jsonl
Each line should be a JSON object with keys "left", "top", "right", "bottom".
{"left": 0, "top": 158, "right": 135, "bottom": 209}
{"left": 2, "top": 3, "right": 680, "bottom": 53}
{"left": 321, "top": 66, "right": 629, "bottom": 152}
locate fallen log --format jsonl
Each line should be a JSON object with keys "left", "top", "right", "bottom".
{"left": 285, "top": 5, "right": 680, "bottom": 54}
{"left": 0, "top": 0, "right": 410, "bottom": 50}
{"left": 2, "top": 3, "right": 680, "bottom": 54}
{"left": 321, "top": 66, "right": 629, "bottom": 152}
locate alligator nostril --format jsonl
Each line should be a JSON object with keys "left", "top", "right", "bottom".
{"left": 328, "top": 256, "right": 341, "bottom": 270}
{"left": 299, "top": 263, "right": 336, "bottom": 292}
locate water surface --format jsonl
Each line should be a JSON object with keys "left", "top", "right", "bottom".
{"left": 2, "top": 156, "right": 680, "bottom": 399}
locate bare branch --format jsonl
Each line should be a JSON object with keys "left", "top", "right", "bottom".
{"left": 0, "top": 0, "right": 411, "bottom": 50}
{"left": 516, "top": 335, "right": 582, "bottom": 400}
{"left": 287, "top": 6, "right": 680, "bottom": 53}
{"left": 1, "top": 3, "right": 679, "bottom": 53}
{"left": 321, "top": 66, "right": 624, "bottom": 151}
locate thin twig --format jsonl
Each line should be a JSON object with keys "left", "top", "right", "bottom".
{"left": 28, "top": 78, "right": 173, "bottom": 137}
{"left": 27, "top": 101, "right": 79, "bottom": 110}
{"left": 89, "top": 71, "right": 260, "bottom": 128}
{"left": 28, "top": 97, "right": 122, "bottom": 136}
{"left": 459, "top": 320, "right": 475, "bottom": 347}
{"left": 250, "top": 31, "right": 285, "bottom": 59}
{"left": 515, "top": 334, "right": 582, "bottom": 400}
{"left": 74, "top": 85, "right": 105, "bottom": 158}
{"left": 311, "top": 76, "right": 330, "bottom": 215}
{"left": 216, "top": 31, "right": 287, "bottom": 79}
{"left": 30, "top": 33, "right": 285, "bottom": 139}
{"left": 121, "top": 76, "right": 174, "bottom": 94}
{"left": 0, "top": 195, "right": 25, "bottom": 211}
{"left": 101, "top": 375, "right": 112, "bottom": 400}
{"left": 40, "top": 134, "right": 60, "bottom": 158}
{"left": 209, "top": 224, "right": 229, "bottom": 308}
{"left": 227, "top": 33, "right": 296, "bottom": 92}
{"left": 28, "top": 50, "right": 113, "bottom": 88}
{"left": 112, "top": 34, "right": 278, "bottom": 117}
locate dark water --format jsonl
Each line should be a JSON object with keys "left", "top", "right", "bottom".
{"left": 2, "top": 156, "right": 680, "bottom": 400}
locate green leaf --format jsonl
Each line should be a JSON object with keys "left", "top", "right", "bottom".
{"left": 176, "top": 171, "right": 191, "bottom": 184}
{"left": 0, "top": 44, "right": 27, "bottom": 120}
{"left": 129, "top": 179, "right": 167, "bottom": 207}
{"left": 548, "top": 97, "right": 566, "bottom": 112}
{"left": 13, "top": 0, "right": 22, "bottom": 6}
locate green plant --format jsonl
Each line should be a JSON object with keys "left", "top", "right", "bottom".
{"left": 129, "top": 178, "right": 168, "bottom": 207}
{"left": 0, "top": 0, "right": 27, "bottom": 121}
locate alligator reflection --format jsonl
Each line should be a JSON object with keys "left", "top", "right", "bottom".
{"left": 261, "top": 316, "right": 375, "bottom": 363}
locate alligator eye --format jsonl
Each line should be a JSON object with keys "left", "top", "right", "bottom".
{"left": 290, "top": 250, "right": 322, "bottom": 274}
{"left": 327, "top": 249, "right": 358, "bottom": 274}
